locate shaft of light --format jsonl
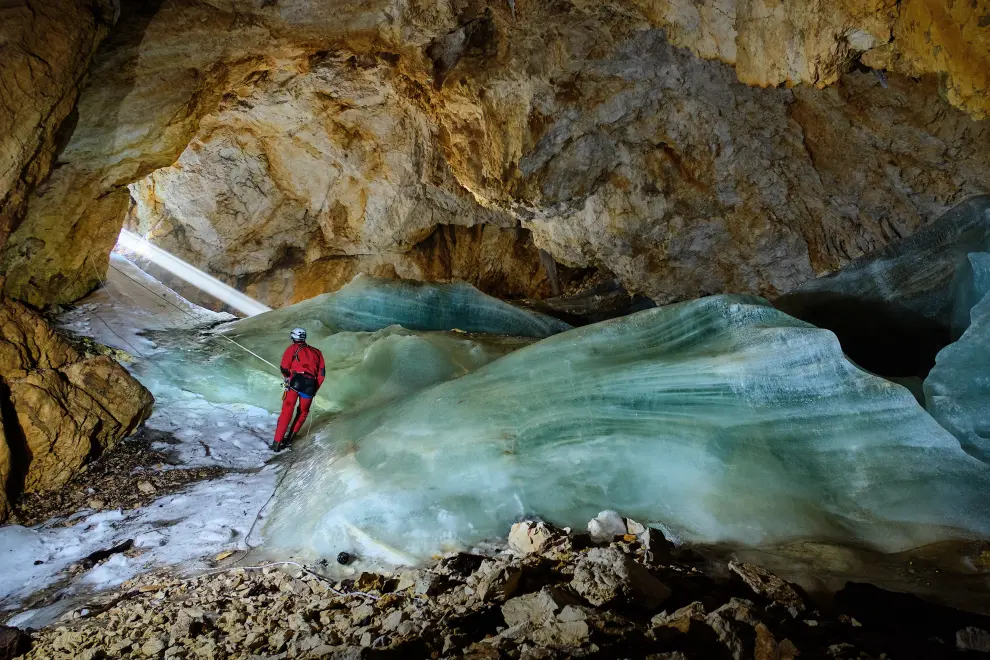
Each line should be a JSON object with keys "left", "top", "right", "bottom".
{"left": 115, "top": 229, "right": 271, "bottom": 317}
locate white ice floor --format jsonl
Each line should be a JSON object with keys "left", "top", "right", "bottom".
{"left": 1, "top": 255, "right": 282, "bottom": 627}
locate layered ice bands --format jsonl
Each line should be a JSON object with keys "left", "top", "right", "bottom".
{"left": 265, "top": 295, "right": 990, "bottom": 565}
{"left": 782, "top": 195, "right": 990, "bottom": 331}
{"left": 226, "top": 273, "right": 572, "bottom": 339}
{"left": 925, "top": 252, "right": 990, "bottom": 462}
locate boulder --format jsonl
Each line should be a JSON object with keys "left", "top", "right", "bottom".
{"left": 652, "top": 601, "right": 706, "bottom": 633}
{"left": 572, "top": 547, "right": 671, "bottom": 609}
{"left": 169, "top": 608, "right": 211, "bottom": 643}
{"left": 0, "top": 297, "right": 153, "bottom": 513}
{"left": 0, "top": 297, "right": 80, "bottom": 376}
{"left": 475, "top": 562, "right": 523, "bottom": 603}
{"left": 728, "top": 562, "right": 805, "bottom": 613}
{"left": 704, "top": 609, "right": 752, "bottom": 660}
{"left": 413, "top": 571, "right": 451, "bottom": 597}
{"left": 755, "top": 623, "right": 799, "bottom": 660}
{"left": 12, "top": 357, "right": 153, "bottom": 493}
{"left": 508, "top": 520, "right": 564, "bottom": 555}
{"left": 381, "top": 610, "right": 406, "bottom": 632}
{"left": 701, "top": 599, "right": 768, "bottom": 660}
{"left": 501, "top": 587, "right": 591, "bottom": 650}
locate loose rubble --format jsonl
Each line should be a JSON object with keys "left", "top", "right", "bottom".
{"left": 11, "top": 517, "right": 990, "bottom": 659}
{"left": 11, "top": 428, "right": 227, "bottom": 527}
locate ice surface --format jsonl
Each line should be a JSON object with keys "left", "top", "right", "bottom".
{"left": 227, "top": 273, "right": 571, "bottom": 338}
{"left": 59, "top": 253, "right": 234, "bottom": 357}
{"left": 150, "top": 324, "right": 532, "bottom": 419}
{"left": 265, "top": 295, "right": 990, "bottom": 565}
{"left": 0, "top": 470, "right": 276, "bottom": 626}
{"left": 2, "top": 262, "right": 559, "bottom": 621}
{"left": 767, "top": 196, "right": 990, "bottom": 460}
{"left": 925, "top": 252, "right": 990, "bottom": 461}
{"left": 0, "top": 258, "right": 280, "bottom": 623}
{"left": 140, "top": 273, "right": 555, "bottom": 419}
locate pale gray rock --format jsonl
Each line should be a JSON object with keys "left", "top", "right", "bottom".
{"left": 414, "top": 571, "right": 450, "bottom": 596}
{"left": 652, "top": 601, "right": 706, "bottom": 632}
{"left": 501, "top": 587, "right": 592, "bottom": 649}
{"left": 957, "top": 627, "right": 990, "bottom": 653}
{"left": 571, "top": 547, "right": 671, "bottom": 609}
{"left": 508, "top": 520, "right": 564, "bottom": 555}
{"left": 381, "top": 610, "right": 406, "bottom": 632}
{"left": 587, "top": 511, "right": 627, "bottom": 544}
{"left": 477, "top": 564, "right": 523, "bottom": 603}
{"left": 141, "top": 635, "right": 168, "bottom": 657}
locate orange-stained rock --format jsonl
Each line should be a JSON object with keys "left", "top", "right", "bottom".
{"left": 863, "top": 0, "right": 990, "bottom": 119}
{"left": 0, "top": 0, "right": 274, "bottom": 307}
{"left": 10, "top": 357, "right": 153, "bottom": 494}
{"left": 2, "top": 0, "right": 989, "bottom": 309}
{"left": 127, "top": 31, "right": 989, "bottom": 307}
{"left": 0, "top": 0, "right": 116, "bottom": 257}
{"left": 0, "top": 296, "right": 153, "bottom": 516}
{"left": 0, "top": 295, "right": 80, "bottom": 377}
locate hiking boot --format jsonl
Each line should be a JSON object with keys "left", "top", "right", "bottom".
{"left": 270, "top": 440, "right": 283, "bottom": 453}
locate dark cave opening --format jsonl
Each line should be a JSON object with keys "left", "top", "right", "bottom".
{"left": 774, "top": 292, "right": 952, "bottom": 380}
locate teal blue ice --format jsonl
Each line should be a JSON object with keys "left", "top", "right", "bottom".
{"left": 228, "top": 273, "right": 571, "bottom": 338}
{"left": 262, "top": 294, "right": 990, "bottom": 565}
{"left": 926, "top": 252, "right": 990, "bottom": 461}
{"left": 143, "top": 275, "right": 560, "bottom": 415}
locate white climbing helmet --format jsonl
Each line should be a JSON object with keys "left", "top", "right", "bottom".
{"left": 290, "top": 327, "right": 307, "bottom": 342}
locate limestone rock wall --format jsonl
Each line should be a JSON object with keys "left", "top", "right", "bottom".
{"left": 0, "top": 0, "right": 116, "bottom": 258}
{"left": 0, "top": 295, "right": 153, "bottom": 518}
{"left": 0, "top": 0, "right": 276, "bottom": 307}
{"left": 127, "top": 16, "right": 989, "bottom": 306}
{"left": 1, "top": 0, "right": 988, "bottom": 309}
{"left": 0, "top": 417, "right": 10, "bottom": 520}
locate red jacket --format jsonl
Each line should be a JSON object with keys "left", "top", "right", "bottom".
{"left": 280, "top": 343, "right": 326, "bottom": 388}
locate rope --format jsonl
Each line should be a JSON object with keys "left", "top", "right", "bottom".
{"left": 106, "top": 262, "right": 283, "bottom": 374}
{"left": 89, "top": 259, "right": 325, "bottom": 569}
{"left": 240, "top": 411, "right": 312, "bottom": 558}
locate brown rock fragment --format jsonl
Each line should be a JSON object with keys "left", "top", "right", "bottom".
{"left": 572, "top": 547, "right": 671, "bottom": 609}
{"left": 729, "top": 561, "right": 805, "bottom": 612}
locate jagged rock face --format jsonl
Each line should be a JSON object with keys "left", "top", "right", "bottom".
{"left": 124, "top": 51, "right": 568, "bottom": 304}
{"left": 0, "top": 0, "right": 116, "bottom": 258}
{"left": 129, "top": 23, "right": 989, "bottom": 305}
{"left": 0, "top": 296, "right": 153, "bottom": 516}
{"left": 0, "top": 0, "right": 275, "bottom": 307}
{"left": 638, "top": 0, "right": 990, "bottom": 120}
{"left": 861, "top": 0, "right": 990, "bottom": 120}
{"left": 1, "top": 0, "right": 988, "bottom": 308}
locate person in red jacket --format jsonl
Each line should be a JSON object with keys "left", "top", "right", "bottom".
{"left": 272, "top": 327, "right": 326, "bottom": 452}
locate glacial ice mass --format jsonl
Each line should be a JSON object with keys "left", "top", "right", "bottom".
{"left": 260, "top": 294, "right": 990, "bottom": 564}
